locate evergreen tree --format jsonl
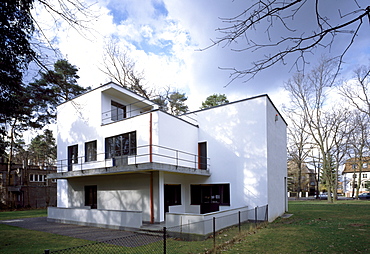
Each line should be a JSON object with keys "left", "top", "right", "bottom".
{"left": 30, "top": 59, "right": 90, "bottom": 120}
{"left": 28, "top": 129, "right": 56, "bottom": 166}
{"left": 168, "top": 92, "right": 189, "bottom": 116}
{"left": 200, "top": 94, "right": 229, "bottom": 109}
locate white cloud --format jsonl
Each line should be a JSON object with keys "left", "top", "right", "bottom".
{"left": 31, "top": 0, "right": 370, "bottom": 112}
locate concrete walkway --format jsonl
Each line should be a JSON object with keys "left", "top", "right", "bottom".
{"left": 0, "top": 217, "right": 139, "bottom": 241}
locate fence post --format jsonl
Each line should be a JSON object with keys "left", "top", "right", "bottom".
{"left": 238, "top": 211, "right": 241, "bottom": 232}
{"left": 163, "top": 226, "right": 167, "bottom": 254}
{"left": 44, "top": 250, "right": 50, "bottom": 254}
{"left": 213, "top": 217, "right": 216, "bottom": 248}
{"left": 265, "top": 205, "right": 269, "bottom": 221}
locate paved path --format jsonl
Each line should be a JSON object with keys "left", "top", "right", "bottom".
{"left": 0, "top": 217, "right": 137, "bottom": 241}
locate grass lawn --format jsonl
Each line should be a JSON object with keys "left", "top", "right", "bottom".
{"left": 1, "top": 201, "right": 369, "bottom": 253}
{"left": 221, "top": 200, "right": 370, "bottom": 253}
{"left": 0, "top": 209, "right": 92, "bottom": 254}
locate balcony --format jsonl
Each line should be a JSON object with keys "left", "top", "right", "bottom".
{"left": 101, "top": 100, "right": 155, "bottom": 125}
{"left": 49, "top": 145, "right": 210, "bottom": 179}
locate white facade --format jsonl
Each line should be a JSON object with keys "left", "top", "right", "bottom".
{"left": 48, "top": 82, "right": 287, "bottom": 231}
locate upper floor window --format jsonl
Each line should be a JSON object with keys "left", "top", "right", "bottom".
{"left": 105, "top": 131, "right": 136, "bottom": 158}
{"left": 85, "top": 140, "right": 97, "bottom": 162}
{"left": 68, "top": 144, "right": 78, "bottom": 171}
{"left": 363, "top": 173, "right": 368, "bottom": 179}
{"left": 111, "top": 101, "right": 126, "bottom": 121}
{"left": 352, "top": 164, "right": 358, "bottom": 169}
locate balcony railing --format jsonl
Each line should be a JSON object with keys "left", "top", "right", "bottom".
{"left": 57, "top": 145, "right": 210, "bottom": 173}
{"left": 101, "top": 100, "right": 155, "bottom": 125}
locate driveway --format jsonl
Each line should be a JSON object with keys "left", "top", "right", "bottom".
{"left": 0, "top": 217, "right": 138, "bottom": 241}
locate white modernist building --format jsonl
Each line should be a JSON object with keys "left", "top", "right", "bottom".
{"left": 48, "top": 82, "right": 287, "bottom": 232}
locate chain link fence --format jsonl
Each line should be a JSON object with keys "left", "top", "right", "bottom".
{"left": 45, "top": 205, "right": 268, "bottom": 254}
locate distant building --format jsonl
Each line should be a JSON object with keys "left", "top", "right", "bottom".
{"left": 0, "top": 163, "right": 57, "bottom": 209}
{"left": 342, "top": 157, "right": 370, "bottom": 197}
{"left": 287, "top": 160, "right": 317, "bottom": 197}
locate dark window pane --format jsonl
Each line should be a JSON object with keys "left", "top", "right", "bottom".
{"left": 105, "top": 131, "right": 137, "bottom": 159}
{"left": 111, "top": 101, "right": 126, "bottom": 121}
{"left": 85, "top": 141, "right": 97, "bottom": 162}
{"left": 85, "top": 185, "right": 97, "bottom": 209}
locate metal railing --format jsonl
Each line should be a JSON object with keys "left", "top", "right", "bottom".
{"left": 101, "top": 100, "right": 155, "bottom": 125}
{"left": 56, "top": 144, "right": 210, "bottom": 173}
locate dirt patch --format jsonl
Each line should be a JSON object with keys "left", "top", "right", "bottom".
{"left": 349, "top": 223, "right": 365, "bottom": 227}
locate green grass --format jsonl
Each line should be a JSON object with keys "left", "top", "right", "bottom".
{"left": 0, "top": 209, "right": 47, "bottom": 220}
{"left": 1, "top": 202, "right": 369, "bottom": 253}
{"left": 0, "top": 209, "right": 92, "bottom": 254}
{"left": 221, "top": 200, "right": 370, "bottom": 253}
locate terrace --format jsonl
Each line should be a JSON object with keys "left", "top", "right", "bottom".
{"left": 48, "top": 144, "right": 211, "bottom": 179}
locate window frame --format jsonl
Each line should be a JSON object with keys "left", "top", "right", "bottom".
{"left": 85, "top": 140, "right": 97, "bottom": 162}
{"left": 85, "top": 185, "right": 98, "bottom": 209}
{"left": 68, "top": 144, "right": 78, "bottom": 171}
{"left": 164, "top": 184, "right": 182, "bottom": 206}
{"left": 190, "top": 184, "right": 230, "bottom": 206}
{"left": 105, "top": 131, "right": 137, "bottom": 159}
{"left": 111, "top": 101, "right": 126, "bottom": 121}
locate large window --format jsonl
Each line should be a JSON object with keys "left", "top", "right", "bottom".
{"left": 190, "top": 184, "right": 230, "bottom": 206}
{"left": 105, "top": 131, "right": 136, "bottom": 158}
{"left": 111, "top": 101, "right": 126, "bottom": 121}
{"left": 85, "top": 140, "right": 97, "bottom": 162}
{"left": 85, "top": 185, "right": 97, "bottom": 209}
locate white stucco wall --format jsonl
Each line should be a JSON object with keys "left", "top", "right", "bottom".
{"left": 266, "top": 99, "right": 288, "bottom": 221}
{"left": 194, "top": 96, "right": 269, "bottom": 210}
{"left": 55, "top": 84, "right": 286, "bottom": 225}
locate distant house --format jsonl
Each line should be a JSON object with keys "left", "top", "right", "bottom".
{"left": 0, "top": 163, "right": 57, "bottom": 209}
{"left": 342, "top": 157, "right": 370, "bottom": 197}
{"left": 287, "top": 160, "right": 317, "bottom": 196}
{"left": 48, "top": 82, "right": 287, "bottom": 232}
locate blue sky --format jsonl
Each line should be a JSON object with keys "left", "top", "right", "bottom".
{"left": 33, "top": 0, "right": 370, "bottom": 111}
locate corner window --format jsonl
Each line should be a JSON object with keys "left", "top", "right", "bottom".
{"left": 111, "top": 101, "right": 126, "bottom": 121}
{"left": 85, "top": 140, "right": 97, "bottom": 162}
{"left": 105, "top": 131, "right": 136, "bottom": 159}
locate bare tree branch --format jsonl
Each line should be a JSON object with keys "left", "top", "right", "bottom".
{"left": 203, "top": 0, "right": 370, "bottom": 85}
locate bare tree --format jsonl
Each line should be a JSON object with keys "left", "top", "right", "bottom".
{"left": 347, "top": 111, "right": 370, "bottom": 199}
{"left": 285, "top": 57, "right": 347, "bottom": 202}
{"left": 100, "top": 40, "right": 152, "bottom": 99}
{"left": 285, "top": 109, "right": 311, "bottom": 198}
{"left": 340, "top": 65, "right": 370, "bottom": 115}
{"left": 206, "top": 1, "right": 369, "bottom": 84}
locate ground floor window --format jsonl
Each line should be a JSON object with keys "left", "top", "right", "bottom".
{"left": 85, "top": 185, "right": 97, "bottom": 209}
{"left": 164, "top": 184, "right": 181, "bottom": 213}
{"left": 190, "top": 184, "right": 230, "bottom": 205}
{"left": 191, "top": 184, "right": 230, "bottom": 214}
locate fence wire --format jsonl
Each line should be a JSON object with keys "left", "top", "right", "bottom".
{"left": 45, "top": 205, "right": 268, "bottom": 254}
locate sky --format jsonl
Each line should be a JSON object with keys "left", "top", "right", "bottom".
{"left": 31, "top": 0, "right": 370, "bottom": 112}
